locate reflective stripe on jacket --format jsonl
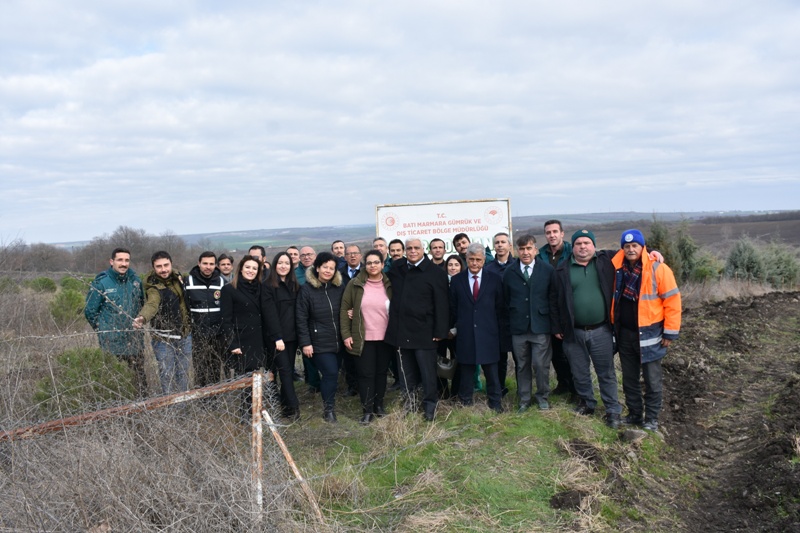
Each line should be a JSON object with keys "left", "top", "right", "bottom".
{"left": 612, "top": 247, "right": 681, "bottom": 363}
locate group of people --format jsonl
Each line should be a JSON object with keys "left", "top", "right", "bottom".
{"left": 84, "top": 220, "right": 681, "bottom": 431}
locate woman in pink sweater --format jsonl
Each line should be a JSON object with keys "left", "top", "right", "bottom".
{"left": 340, "top": 249, "right": 393, "bottom": 424}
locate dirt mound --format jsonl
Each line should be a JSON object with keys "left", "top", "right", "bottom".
{"left": 660, "top": 291, "right": 800, "bottom": 532}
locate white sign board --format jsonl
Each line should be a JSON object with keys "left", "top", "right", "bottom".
{"left": 375, "top": 199, "right": 512, "bottom": 255}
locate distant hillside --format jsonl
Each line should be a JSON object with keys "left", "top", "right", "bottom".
{"left": 54, "top": 210, "right": 798, "bottom": 252}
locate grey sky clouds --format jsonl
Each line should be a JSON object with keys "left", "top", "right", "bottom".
{"left": 2, "top": 1, "right": 798, "bottom": 243}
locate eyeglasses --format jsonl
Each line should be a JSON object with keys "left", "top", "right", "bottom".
{"left": 300, "top": 253, "right": 315, "bottom": 258}
{"left": 365, "top": 261, "right": 382, "bottom": 266}
{"left": 346, "top": 252, "right": 362, "bottom": 256}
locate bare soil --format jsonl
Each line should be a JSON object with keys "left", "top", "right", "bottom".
{"left": 654, "top": 291, "right": 800, "bottom": 531}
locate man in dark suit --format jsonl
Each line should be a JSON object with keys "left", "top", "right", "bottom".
{"left": 449, "top": 243, "right": 506, "bottom": 412}
{"left": 503, "top": 234, "right": 555, "bottom": 412}
{"left": 385, "top": 238, "right": 449, "bottom": 421}
{"left": 338, "top": 244, "right": 363, "bottom": 286}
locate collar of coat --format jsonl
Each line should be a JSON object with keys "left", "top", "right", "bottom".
{"left": 305, "top": 266, "right": 343, "bottom": 288}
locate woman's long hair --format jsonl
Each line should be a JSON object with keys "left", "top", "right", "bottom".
{"left": 265, "top": 251, "right": 299, "bottom": 292}
{"left": 231, "top": 255, "right": 263, "bottom": 289}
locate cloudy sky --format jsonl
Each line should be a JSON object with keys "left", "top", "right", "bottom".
{"left": 2, "top": 1, "right": 798, "bottom": 244}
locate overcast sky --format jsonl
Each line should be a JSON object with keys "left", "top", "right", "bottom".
{"left": 2, "top": 1, "right": 798, "bottom": 244}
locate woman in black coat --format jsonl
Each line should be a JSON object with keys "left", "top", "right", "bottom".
{"left": 221, "top": 255, "right": 267, "bottom": 373}
{"left": 296, "top": 252, "right": 344, "bottom": 423}
{"left": 221, "top": 255, "right": 267, "bottom": 419}
{"left": 263, "top": 251, "right": 301, "bottom": 420}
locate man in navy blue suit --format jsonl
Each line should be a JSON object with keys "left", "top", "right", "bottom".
{"left": 449, "top": 243, "right": 507, "bottom": 412}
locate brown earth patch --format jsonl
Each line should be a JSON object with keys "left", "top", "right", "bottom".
{"left": 657, "top": 291, "right": 800, "bottom": 531}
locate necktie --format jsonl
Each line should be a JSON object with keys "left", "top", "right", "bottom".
{"left": 523, "top": 265, "right": 530, "bottom": 280}
{"left": 350, "top": 268, "right": 357, "bottom": 278}
{"left": 472, "top": 275, "right": 479, "bottom": 301}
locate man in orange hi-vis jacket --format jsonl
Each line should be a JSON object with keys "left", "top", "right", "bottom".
{"left": 612, "top": 229, "right": 681, "bottom": 433}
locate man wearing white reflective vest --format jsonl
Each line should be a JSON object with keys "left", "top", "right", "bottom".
{"left": 184, "top": 251, "right": 227, "bottom": 387}
{"left": 611, "top": 229, "right": 681, "bottom": 432}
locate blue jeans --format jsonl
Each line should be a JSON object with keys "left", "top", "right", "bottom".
{"left": 563, "top": 325, "right": 621, "bottom": 414}
{"left": 152, "top": 335, "right": 192, "bottom": 395}
{"left": 312, "top": 352, "right": 339, "bottom": 411}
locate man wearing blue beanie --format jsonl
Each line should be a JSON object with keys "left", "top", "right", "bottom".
{"left": 611, "top": 229, "right": 681, "bottom": 433}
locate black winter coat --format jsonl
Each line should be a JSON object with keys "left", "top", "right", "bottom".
{"left": 550, "top": 251, "right": 614, "bottom": 341}
{"left": 262, "top": 279, "right": 298, "bottom": 343}
{"left": 221, "top": 280, "right": 268, "bottom": 373}
{"left": 296, "top": 268, "right": 344, "bottom": 354}
{"left": 385, "top": 256, "right": 449, "bottom": 350}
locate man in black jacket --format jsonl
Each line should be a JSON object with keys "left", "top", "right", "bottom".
{"left": 385, "top": 238, "right": 449, "bottom": 421}
{"left": 184, "top": 251, "right": 227, "bottom": 387}
{"left": 550, "top": 229, "right": 622, "bottom": 429}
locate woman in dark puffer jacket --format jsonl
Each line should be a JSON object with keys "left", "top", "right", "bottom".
{"left": 296, "top": 252, "right": 344, "bottom": 422}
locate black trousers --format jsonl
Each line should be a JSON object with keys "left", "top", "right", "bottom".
{"left": 551, "top": 334, "right": 576, "bottom": 393}
{"left": 458, "top": 362, "right": 502, "bottom": 409}
{"left": 399, "top": 348, "right": 438, "bottom": 415}
{"left": 353, "top": 341, "right": 392, "bottom": 413}
{"left": 192, "top": 331, "right": 226, "bottom": 388}
{"left": 274, "top": 341, "right": 299, "bottom": 411}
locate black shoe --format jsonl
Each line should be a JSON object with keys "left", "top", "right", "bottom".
{"left": 574, "top": 402, "right": 595, "bottom": 416}
{"left": 501, "top": 387, "right": 510, "bottom": 397}
{"left": 517, "top": 403, "right": 531, "bottom": 413}
{"left": 604, "top": 413, "right": 621, "bottom": 429}
{"left": 622, "top": 414, "right": 643, "bottom": 426}
{"left": 292, "top": 371, "right": 303, "bottom": 382}
{"left": 423, "top": 409, "right": 436, "bottom": 422}
{"left": 360, "top": 413, "right": 374, "bottom": 425}
{"left": 551, "top": 385, "right": 570, "bottom": 396}
{"left": 322, "top": 410, "right": 337, "bottom": 423}
{"left": 491, "top": 404, "right": 504, "bottom": 414}
{"left": 373, "top": 405, "right": 387, "bottom": 417}
{"left": 283, "top": 407, "right": 300, "bottom": 421}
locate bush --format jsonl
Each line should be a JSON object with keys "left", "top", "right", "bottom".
{"left": 50, "top": 288, "right": 85, "bottom": 327}
{"left": 691, "top": 251, "right": 724, "bottom": 283}
{"left": 0, "top": 275, "right": 19, "bottom": 293}
{"left": 725, "top": 237, "right": 765, "bottom": 282}
{"left": 763, "top": 243, "right": 800, "bottom": 289}
{"left": 33, "top": 347, "right": 137, "bottom": 413}
{"left": 27, "top": 276, "right": 57, "bottom": 293}
{"left": 59, "top": 275, "right": 88, "bottom": 294}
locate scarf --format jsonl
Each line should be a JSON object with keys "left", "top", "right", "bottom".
{"left": 621, "top": 261, "right": 642, "bottom": 302}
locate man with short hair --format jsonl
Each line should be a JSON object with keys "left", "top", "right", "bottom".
{"left": 218, "top": 254, "right": 234, "bottom": 283}
{"left": 429, "top": 238, "right": 446, "bottom": 268}
{"left": 551, "top": 229, "right": 622, "bottom": 428}
{"left": 296, "top": 246, "right": 316, "bottom": 285}
{"left": 286, "top": 246, "right": 300, "bottom": 267}
{"left": 485, "top": 232, "right": 515, "bottom": 395}
{"left": 373, "top": 237, "right": 388, "bottom": 260}
{"left": 331, "top": 240, "right": 347, "bottom": 269}
{"left": 338, "top": 244, "right": 363, "bottom": 395}
{"left": 248, "top": 245, "right": 269, "bottom": 278}
{"left": 339, "top": 245, "right": 363, "bottom": 286}
{"left": 452, "top": 233, "right": 471, "bottom": 260}
{"left": 296, "top": 246, "right": 320, "bottom": 391}
{"left": 85, "top": 247, "right": 147, "bottom": 396}
{"left": 133, "top": 251, "right": 192, "bottom": 395}
{"left": 184, "top": 251, "right": 227, "bottom": 387}
{"left": 386, "top": 238, "right": 449, "bottom": 421}
{"left": 388, "top": 239, "right": 405, "bottom": 262}
{"left": 612, "top": 229, "right": 681, "bottom": 432}
{"left": 536, "top": 219, "right": 576, "bottom": 398}
{"left": 503, "top": 234, "right": 555, "bottom": 412}
{"left": 449, "top": 243, "right": 505, "bottom": 412}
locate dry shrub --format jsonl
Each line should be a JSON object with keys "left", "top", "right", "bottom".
{"left": 680, "top": 279, "right": 774, "bottom": 309}
{"left": 0, "top": 404, "right": 309, "bottom": 532}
